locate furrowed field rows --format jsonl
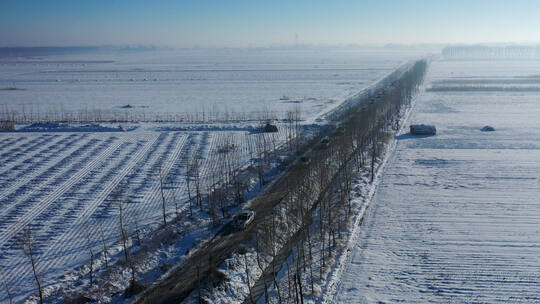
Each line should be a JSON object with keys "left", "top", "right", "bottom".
{"left": 198, "top": 129, "right": 289, "bottom": 189}
{"left": 106, "top": 132, "right": 188, "bottom": 224}
{"left": 162, "top": 132, "right": 198, "bottom": 206}
{"left": 1, "top": 133, "right": 165, "bottom": 288}
{"left": 198, "top": 132, "right": 212, "bottom": 185}
{"left": 0, "top": 137, "right": 25, "bottom": 151}
{"left": 0, "top": 139, "right": 144, "bottom": 258}
{"left": 0, "top": 133, "right": 151, "bottom": 288}
{"left": 335, "top": 59, "right": 540, "bottom": 303}
{"left": 0, "top": 127, "right": 291, "bottom": 299}
{"left": 39, "top": 133, "right": 187, "bottom": 279}
{"left": 0, "top": 134, "right": 63, "bottom": 178}
{"left": 0, "top": 135, "right": 124, "bottom": 249}
{"left": 0, "top": 135, "right": 107, "bottom": 222}
{"left": 0, "top": 48, "right": 414, "bottom": 303}
{"left": 89, "top": 132, "right": 174, "bottom": 220}
{"left": 0, "top": 134, "right": 89, "bottom": 201}
{"left": 0, "top": 136, "right": 33, "bottom": 160}
{"left": 0, "top": 134, "right": 63, "bottom": 175}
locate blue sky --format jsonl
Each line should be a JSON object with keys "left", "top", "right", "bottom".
{"left": 1, "top": 0, "right": 540, "bottom": 47}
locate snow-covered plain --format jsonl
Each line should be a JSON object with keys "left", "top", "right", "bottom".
{"left": 0, "top": 48, "right": 415, "bottom": 123}
{"left": 0, "top": 48, "right": 419, "bottom": 302}
{"left": 334, "top": 59, "right": 540, "bottom": 303}
{"left": 0, "top": 130, "right": 281, "bottom": 300}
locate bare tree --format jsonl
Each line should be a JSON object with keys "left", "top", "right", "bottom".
{"left": 270, "top": 212, "right": 282, "bottom": 304}
{"left": 185, "top": 173, "right": 194, "bottom": 217}
{"left": 99, "top": 226, "right": 110, "bottom": 274}
{"left": 244, "top": 253, "right": 254, "bottom": 304}
{"left": 190, "top": 155, "right": 203, "bottom": 209}
{"left": 158, "top": 166, "right": 168, "bottom": 227}
{"left": 295, "top": 244, "right": 304, "bottom": 304}
{"left": 2, "top": 279, "right": 13, "bottom": 304}
{"left": 185, "top": 151, "right": 195, "bottom": 218}
{"left": 117, "top": 196, "right": 129, "bottom": 265}
{"left": 254, "top": 229, "right": 269, "bottom": 303}
{"left": 370, "top": 124, "right": 378, "bottom": 182}
{"left": 294, "top": 105, "right": 302, "bottom": 153}
{"left": 196, "top": 260, "right": 203, "bottom": 304}
{"left": 286, "top": 259, "right": 293, "bottom": 303}
{"left": 84, "top": 228, "right": 96, "bottom": 287}
{"left": 255, "top": 135, "right": 267, "bottom": 187}
{"left": 17, "top": 227, "right": 43, "bottom": 304}
{"left": 286, "top": 109, "right": 295, "bottom": 153}
{"left": 133, "top": 211, "right": 142, "bottom": 246}
{"left": 117, "top": 196, "right": 136, "bottom": 284}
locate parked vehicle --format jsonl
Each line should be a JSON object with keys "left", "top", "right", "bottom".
{"left": 233, "top": 210, "right": 255, "bottom": 229}
{"left": 298, "top": 156, "right": 311, "bottom": 167}
{"left": 319, "top": 136, "right": 330, "bottom": 149}
{"left": 335, "top": 126, "right": 345, "bottom": 135}
{"left": 410, "top": 124, "right": 436, "bottom": 135}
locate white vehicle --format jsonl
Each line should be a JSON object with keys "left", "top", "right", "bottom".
{"left": 319, "top": 136, "right": 330, "bottom": 149}
{"left": 233, "top": 210, "right": 255, "bottom": 229}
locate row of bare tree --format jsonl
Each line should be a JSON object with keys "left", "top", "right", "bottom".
{"left": 243, "top": 59, "right": 428, "bottom": 304}
{"left": 5, "top": 108, "right": 303, "bottom": 303}
{"left": 0, "top": 103, "right": 296, "bottom": 125}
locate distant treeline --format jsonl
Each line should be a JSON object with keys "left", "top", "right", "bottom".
{"left": 442, "top": 45, "right": 540, "bottom": 60}
{"left": 427, "top": 85, "right": 540, "bottom": 92}
{"left": 0, "top": 46, "right": 159, "bottom": 59}
{"left": 0, "top": 105, "right": 292, "bottom": 125}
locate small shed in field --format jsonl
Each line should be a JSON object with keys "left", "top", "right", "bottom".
{"left": 263, "top": 123, "right": 278, "bottom": 133}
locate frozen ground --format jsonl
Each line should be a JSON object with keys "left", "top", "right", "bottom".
{"left": 0, "top": 130, "right": 290, "bottom": 301}
{"left": 0, "top": 48, "right": 417, "bottom": 123}
{"left": 0, "top": 48, "right": 423, "bottom": 302}
{"left": 334, "top": 59, "right": 540, "bottom": 303}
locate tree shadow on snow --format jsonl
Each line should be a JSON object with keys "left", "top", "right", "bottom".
{"left": 395, "top": 132, "right": 436, "bottom": 140}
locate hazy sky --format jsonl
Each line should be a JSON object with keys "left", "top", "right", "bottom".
{"left": 1, "top": 0, "right": 540, "bottom": 47}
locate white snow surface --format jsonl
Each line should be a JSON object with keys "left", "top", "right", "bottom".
{"left": 0, "top": 48, "right": 417, "bottom": 124}
{"left": 333, "top": 59, "right": 540, "bottom": 303}
{"left": 0, "top": 48, "right": 423, "bottom": 302}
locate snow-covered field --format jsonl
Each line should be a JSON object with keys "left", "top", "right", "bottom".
{"left": 0, "top": 130, "right": 287, "bottom": 300}
{"left": 334, "top": 59, "right": 540, "bottom": 303}
{"left": 0, "top": 48, "right": 420, "bottom": 302}
{"left": 0, "top": 48, "right": 415, "bottom": 123}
